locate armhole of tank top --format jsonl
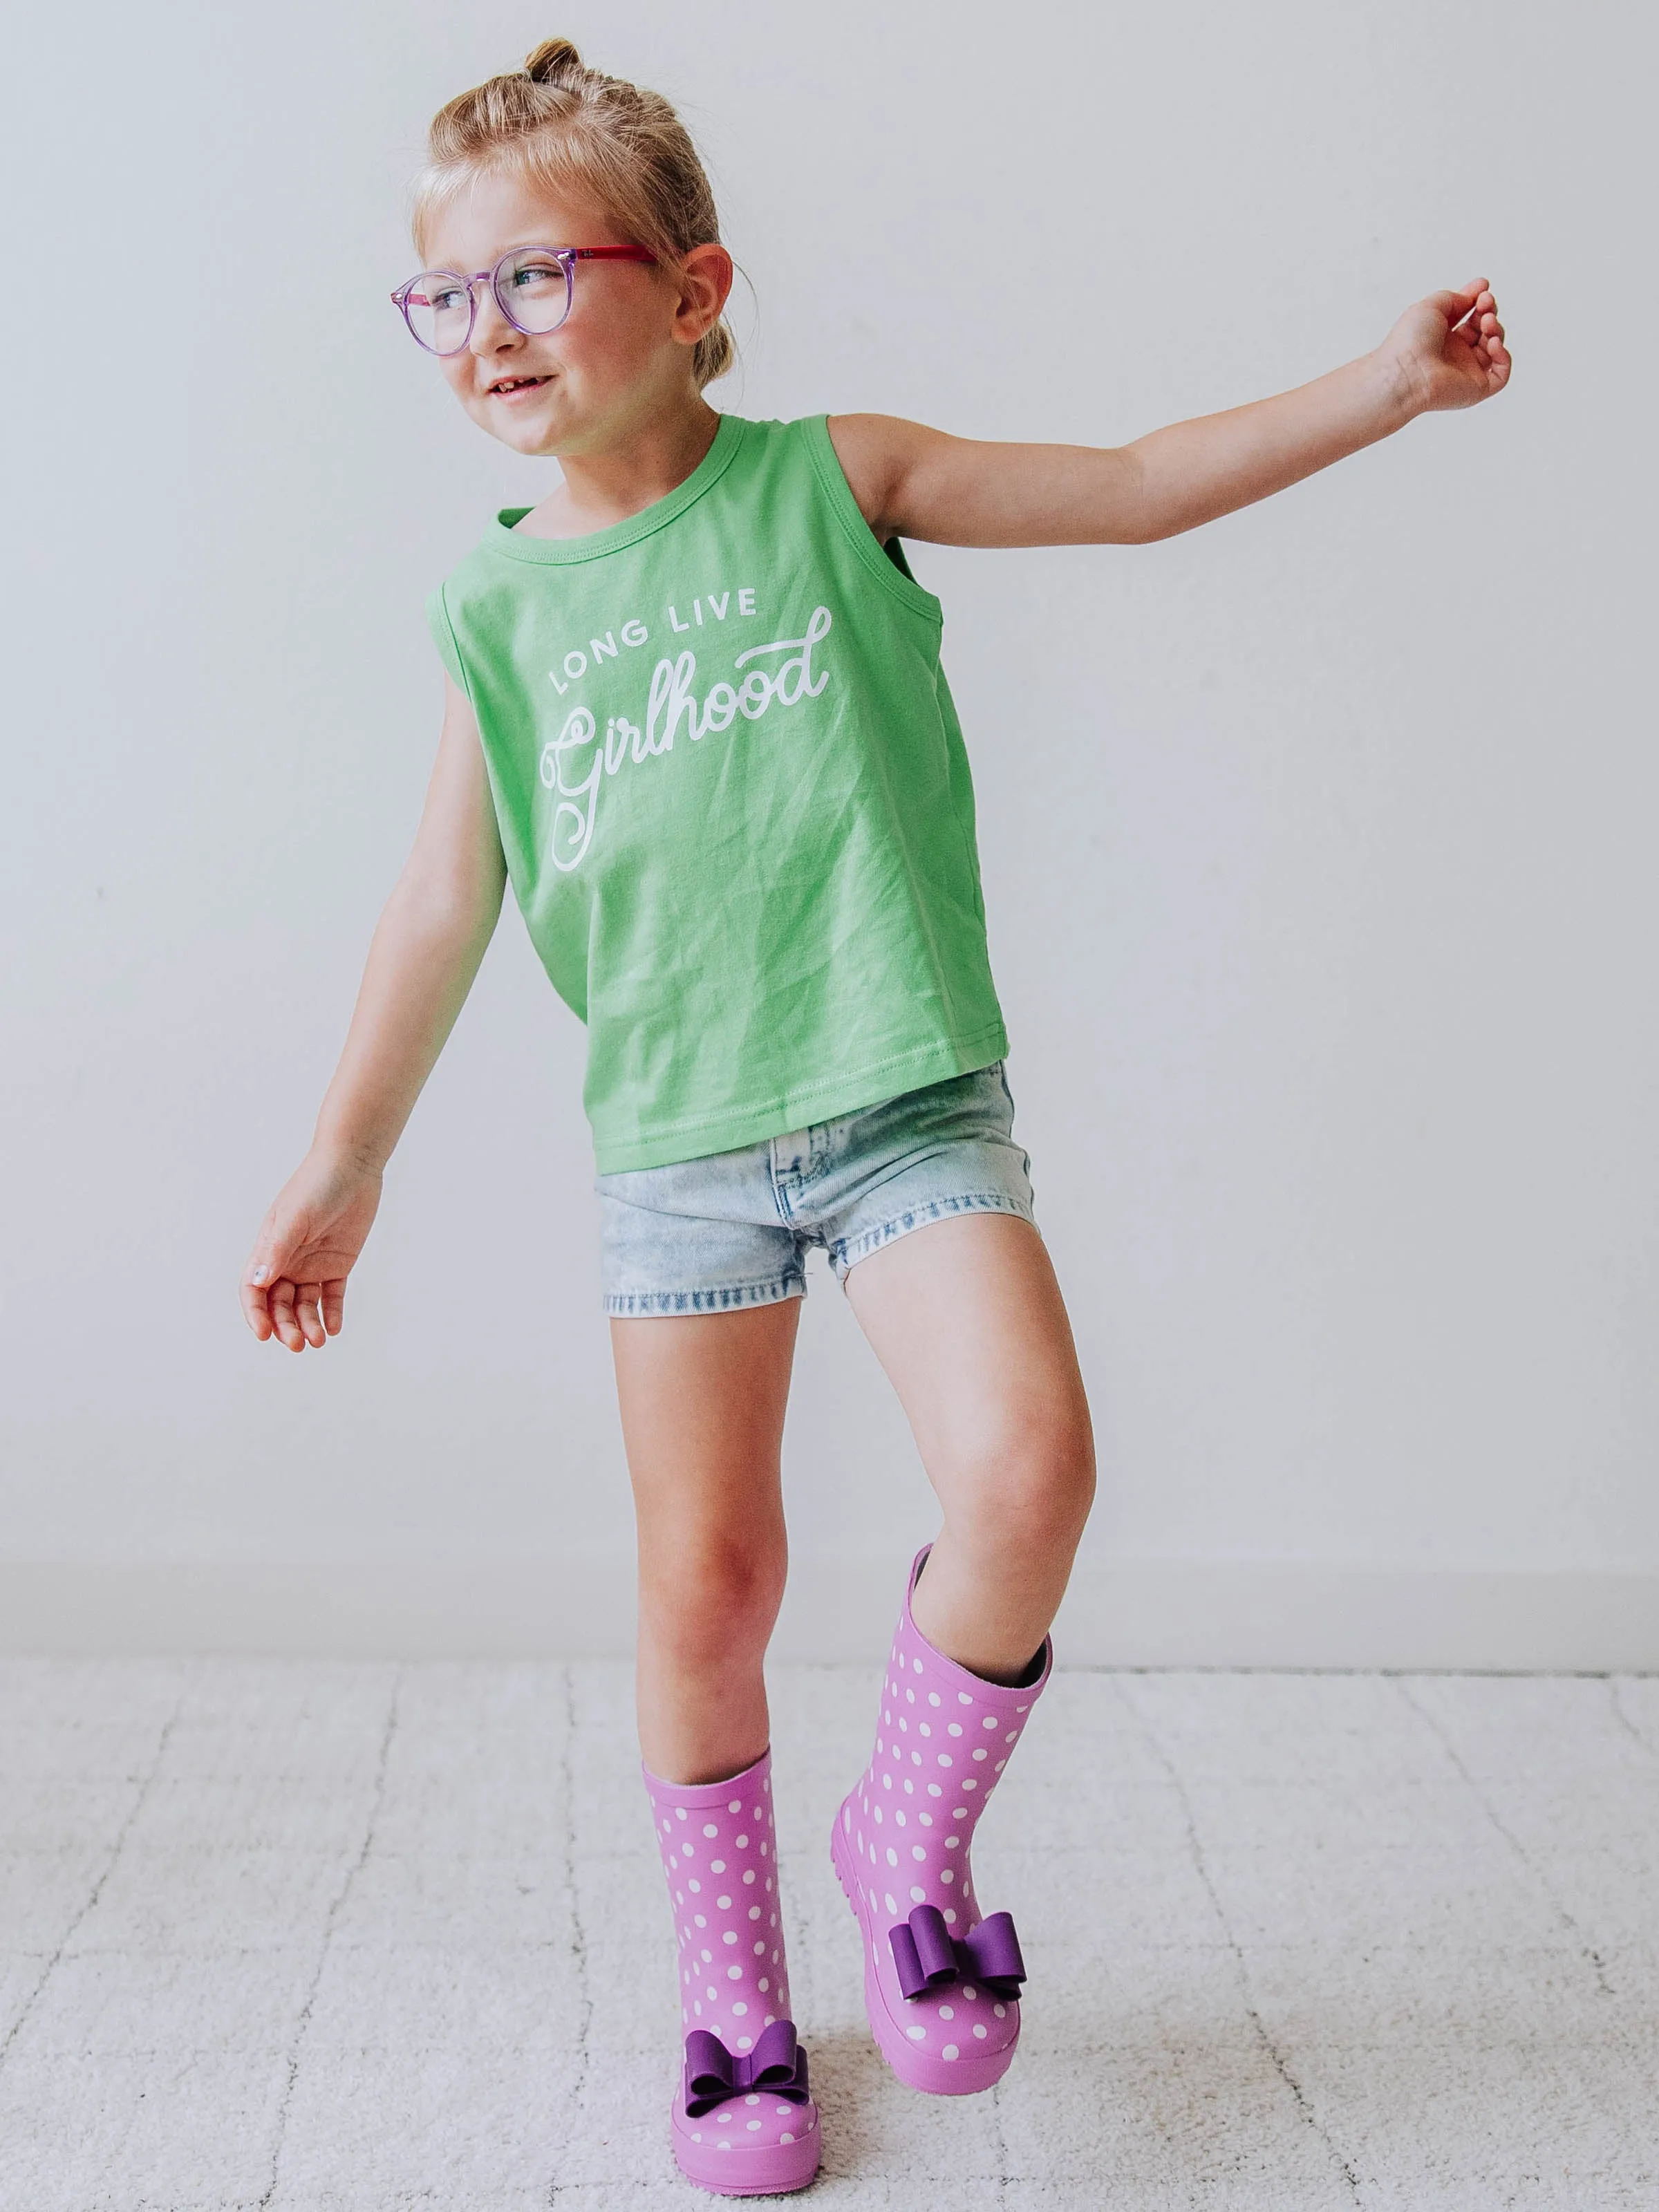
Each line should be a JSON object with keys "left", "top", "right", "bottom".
{"left": 801, "top": 415, "right": 945, "bottom": 625}
{"left": 428, "top": 582, "right": 477, "bottom": 708}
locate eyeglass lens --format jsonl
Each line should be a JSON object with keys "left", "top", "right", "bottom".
{"left": 404, "top": 250, "right": 574, "bottom": 354}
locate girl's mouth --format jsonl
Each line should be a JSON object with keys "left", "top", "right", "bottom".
{"left": 488, "top": 374, "right": 552, "bottom": 400}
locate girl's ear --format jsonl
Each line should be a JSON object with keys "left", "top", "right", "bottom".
{"left": 673, "top": 241, "right": 734, "bottom": 346}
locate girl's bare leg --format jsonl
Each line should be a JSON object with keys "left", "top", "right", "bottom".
{"left": 610, "top": 1297, "right": 802, "bottom": 1785}
{"left": 842, "top": 1212, "right": 1096, "bottom": 1681}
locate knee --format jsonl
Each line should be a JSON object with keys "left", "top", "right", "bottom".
{"left": 948, "top": 1403, "right": 1096, "bottom": 1565}
{"left": 639, "top": 1531, "right": 787, "bottom": 1667}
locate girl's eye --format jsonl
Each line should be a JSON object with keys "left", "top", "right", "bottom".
{"left": 427, "top": 285, "right": 467, "bottom": 313}
{"left": 509, "top": 261, "right": 564, "bottom": 292}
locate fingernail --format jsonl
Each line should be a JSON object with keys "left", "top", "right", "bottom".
{"left": 252, "top": 1266, "right": 267, "bottom": 1283}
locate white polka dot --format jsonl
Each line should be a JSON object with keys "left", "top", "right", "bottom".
{"left": 946, "top": 1835, "right": 960, "bottom": 1848}
{"left": 735, "top": 2034, "right": 752, "bottom": 2050}
{"left": 982, "top": 1714, "right": 999, "bottom": 1730}
{"left": 688, "top": 1879, "right": 701, "bottom": 1893}
{"left": 745, "top": 2094, "right": 760, "bottom": 2106}
{"left": 681, "top": 1844, "right": 694, "bottom": 1858}
{"left": 711, "top": 1859, "right": 727, "bottom": 1873}
{"left": 736, "top": 1834, "right": 749, "bottom": 1848}
{"left": 907, "top": 2025, "right": 926, "bottom": 2041}
{"left": 728, "top": 1799, "right": 742, "bottom": 1812}
{"left": 909, "top": 1884, "right": 925, "bottom": 1902}
{"left": 700, "top": 1949, "right": 712, "bottom": 1962}
{"left": 958, "top": 1691, "right": 974, "bottom": 1706}
{"left": 717, "top": 1895, "right": 732, "bottom": 1909}
{"left": 885, "top": 1893, "right": 898, "bottom": 1915}
{"left": 694, "top": 2000, "right": 703, "bottom": 2016}
{"left": 953, "top": 1807, "right": 968, "bottom": 1819}
{"left": 942, "top": 2043, "right": 959, "bottom": 2060}
{"left": 677, "top": 1807, "right": 689, "bottom": 1819}
{"left": 941, "top": 1868, "right": 955, "bottom": 1884}
{"left": 919, "top": 1812, "right": 934, "bottom": 1827}
{"left": 973, "top": 1749, "right": 989, "bottom": 1762}
{"left": 994, "top": 2003, "right": 1007, "bottom": 2017}
{"left": 743, "top": 1870, "right": 756, "bottom": 1884}
{"left": 758, "top": 1971, "right": 769, "bottom": 1987}
{"left": 928, "top": 1691, "right": 941, "bottom": 1706}
{"left": 732, "top": 1998, "right": 748, "bottom": 2013}
{"left": 749, "top": 1905, "right": 762, "bottom": 1920}
{"left": 722, "top": 1931, "right": 738, "bottom": 1946}
{"left": 963, "top": 1779, "right": 978, "bottom": 1792}
{"left": 939, "top": 2005, "right": 954, "bottom": 2020}
{"left": 895, "top": 1810, "right": 907, "bottom": 1828}
{"left": 962, "top": 1986, "right": 977, "bottom": 2000}
{"left": 728, "top": 1966, "right": 743, "bottom": 1980}
{"left": 703, "top": 1823, "right": 719, "bottom": 1837}
{"left": 886, "top": 1847, "right": 899, "bottom": 1866}
{"left": 906, "top": 1687, "right": 915, "bottom": 1703}
{"left": 753, "top": 1941, "right": 765, "bottom": 1955}
{"left": 910, "top": 1845, "right": 926, "bottom": 1860}
{"left": 928, "top": 1783, "right": 943, "bottom": 1797}
{"left": 694, "top": 1913, "right": 707, "bottom": 1927}
{"left": 938, "top": 1754, "right": 954, "bottom": 1768}
{"left": 973, "top": 2023, "right": 988, "bottom": 2039}
{"left": 780, "top": 2131, "right": 795, "bottom": 2143}
{"left": 944, "top": 1909, "right": 958, "bottom": 1924}
{"left": 747, "top": 2119, "right": 762, "bottom": 2131}
{"left": 913, "top": 1659, "right": 924, "bottom": 1674}
{"left": 776, "top": 2105, "right": 792, "bottom": 2117}
{"left": 919, "top": 1723, "right": 932, "bottom": 1737}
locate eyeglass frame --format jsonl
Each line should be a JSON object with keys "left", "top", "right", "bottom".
{"left": 390, "top": 243, "right": 659, "bottom": 355}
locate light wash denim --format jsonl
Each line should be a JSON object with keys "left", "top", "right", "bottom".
{"left": 595, "top": 1059, "right": 1038, "bottom": 1315}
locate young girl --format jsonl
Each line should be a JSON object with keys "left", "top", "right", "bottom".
{"left": 240, "top": 37, "right": 1508, "bottom": 2197}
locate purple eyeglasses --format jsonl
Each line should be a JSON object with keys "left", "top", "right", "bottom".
{"left": 391, "top": 243, "right": 657, "bottom": 355}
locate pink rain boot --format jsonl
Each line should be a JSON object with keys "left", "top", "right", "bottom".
{"left": 831, "top": 1544, "right": 1052, "bottom": 2095}
{"left": 644, "top": 1747, "right": 821, "bottom": 2195}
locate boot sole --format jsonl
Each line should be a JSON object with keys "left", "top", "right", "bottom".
{"left": 830, "top": 1806, "right": 1016, "bottom": 2097}
{"left": 671, "top": 2103, "right": 821, "bottom": 2195}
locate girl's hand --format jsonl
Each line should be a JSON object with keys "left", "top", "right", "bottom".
{"left": 1380, "top": 277, "right": 1510, "bottom": 415}
{"left": 240, "top": 1147, "right": 384, "bottom": 1351}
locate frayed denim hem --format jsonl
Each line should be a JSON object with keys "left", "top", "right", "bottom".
{"left": 604, "top": 1273, "right": 807, "bottom": 1318}
{"left": 829, "top": 1192, "right": 1038, "bottom": 1283}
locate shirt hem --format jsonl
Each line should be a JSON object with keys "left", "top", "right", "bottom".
{"left": 591, "top": 1021, "right": 1011, "bottom": 1174}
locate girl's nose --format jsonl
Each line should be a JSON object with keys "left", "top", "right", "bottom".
{"left": 468, "top": 283, "right": 522, "bottom": 355}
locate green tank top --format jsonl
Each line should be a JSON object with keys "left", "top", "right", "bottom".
{"left": 427, "top": 411, "right": 1009, "bottom": 1172}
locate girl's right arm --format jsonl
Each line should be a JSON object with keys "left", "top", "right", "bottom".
{"left": 240, "top": 675, "right": 509, "bottom": 1353}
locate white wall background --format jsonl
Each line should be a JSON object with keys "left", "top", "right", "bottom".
{"left": 3, "top": 1, "right": 1653, "bottom": 1665}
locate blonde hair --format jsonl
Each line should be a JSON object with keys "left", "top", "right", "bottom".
{"left": 412, "top": 37, "right": 735, "bottom": 388}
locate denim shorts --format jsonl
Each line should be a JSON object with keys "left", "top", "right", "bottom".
{"left": 595, "top": 1059, "right": 1038, "bottom": 1316}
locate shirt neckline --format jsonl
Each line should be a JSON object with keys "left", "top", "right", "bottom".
{"left": 482, "top": 410, "right": 748, "bottom": 565}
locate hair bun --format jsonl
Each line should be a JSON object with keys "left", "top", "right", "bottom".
{"left": 524, "top": 37, "right": 582, "bottom": 84}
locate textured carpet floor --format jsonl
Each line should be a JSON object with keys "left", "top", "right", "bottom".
{"left": 1, "top": 1659, "right": 1656, "bottom": 2210}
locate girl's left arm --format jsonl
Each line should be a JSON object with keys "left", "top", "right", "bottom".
{"left": 829, "top": 279, "right": 1509, "bottom": 549}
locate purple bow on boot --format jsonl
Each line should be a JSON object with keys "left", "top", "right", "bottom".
{"left": 682, "top": 2018, "right": 812, "bottom": 2118}
{"left": 888, "top": 1904, "right": 1027, "bottom": 2003}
